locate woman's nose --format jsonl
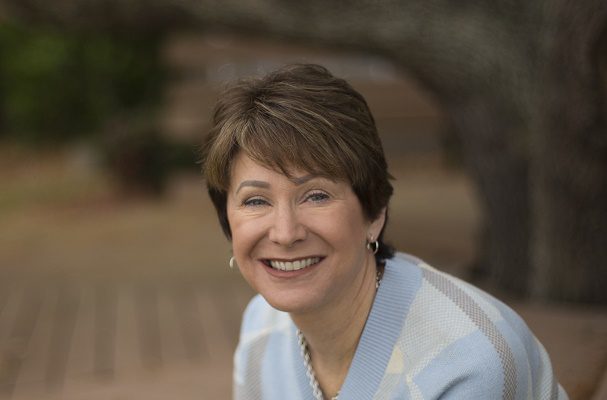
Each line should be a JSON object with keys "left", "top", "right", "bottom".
{"left": 268, "top": 205, "right": 306, "bottom": 247}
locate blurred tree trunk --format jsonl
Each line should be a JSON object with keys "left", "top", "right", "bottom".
{"left": 2, "top": 0, "right": 605, "bottom": 302}
{"left": 530, "top": 3, "right": 607, "bottom": 302}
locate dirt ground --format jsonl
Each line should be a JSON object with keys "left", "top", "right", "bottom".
{"left": 1, "top": 148, "right": 606, "bottom": 399}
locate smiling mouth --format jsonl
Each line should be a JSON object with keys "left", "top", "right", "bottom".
{"left": 263, "top": 257, "right": 322, "bottom": 272}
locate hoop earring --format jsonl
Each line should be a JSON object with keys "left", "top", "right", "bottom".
{"left": 229, "top": 256, "right": 236, "bottom": 269}
{"left": 366, "top": 239, "right": 379, "bottom": 255}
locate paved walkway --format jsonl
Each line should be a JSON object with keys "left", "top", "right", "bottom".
{"left": 0, "top": 276, "right": 605, "bottom": 400}
{"left": 0, "top": 278, "right": 253, "bottom": 400}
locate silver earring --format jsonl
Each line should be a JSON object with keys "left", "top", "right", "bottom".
{"left": 366, "top": 239, "right": 379, "bottom": 255}
{"left": 229, "top": 256, "right": 236, "bottom": 269}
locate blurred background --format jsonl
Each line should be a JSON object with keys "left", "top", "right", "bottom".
{"left": 0, "top": 2, "right": 606, "bottom": 399}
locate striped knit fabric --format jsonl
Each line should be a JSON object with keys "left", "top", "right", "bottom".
{"left": 233, "top": 253, "right": 568, "bottom": 400}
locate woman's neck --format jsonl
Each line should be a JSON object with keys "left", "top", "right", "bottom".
{"left": 290, "top": 256, "right": 380, "bottom": 397}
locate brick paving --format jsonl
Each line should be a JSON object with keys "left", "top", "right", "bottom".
{"left": 0, "top": 278, "right": 254, "bottom": 400}
{"left": 1, "top": 277, "right": 605, "bottom": 399}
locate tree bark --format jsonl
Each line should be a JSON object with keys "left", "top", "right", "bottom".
{"left": 1, "top": 0, "right": 605, "bottom": 302}
{"left": 531, "top": 1, "right": 607, "bottom": 302}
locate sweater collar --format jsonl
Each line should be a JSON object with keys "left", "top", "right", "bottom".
{"left": 290, "top": 254, "right": 423, "bottom": 399}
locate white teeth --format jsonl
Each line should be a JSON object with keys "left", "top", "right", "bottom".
{"left": 269, "top": 257, "right": 320, "bottom": 271}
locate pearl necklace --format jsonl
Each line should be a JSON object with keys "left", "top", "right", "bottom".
{"left": 297, "top": 269, "right": 382, "bottom": 400}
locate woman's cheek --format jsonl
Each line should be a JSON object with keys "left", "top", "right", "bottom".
{"left": 231, "top": 216, "right": 267, "bottom": 253}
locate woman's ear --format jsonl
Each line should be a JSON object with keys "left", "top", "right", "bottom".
{"left": 369, "top": 207, "right": 387, "bottom": 239}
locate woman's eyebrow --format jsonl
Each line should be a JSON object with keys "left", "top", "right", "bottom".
{"left": 235, "top": 180, "right": 270, "bottom": 194}
{"left": 235, "top": 175, "right": 319, "bottom": 194}
{"left": 290, "top": 174, "right": 317, "bottom": 185}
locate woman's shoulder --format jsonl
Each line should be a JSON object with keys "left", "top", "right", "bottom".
{"left": 233, "top": 295, "right": 296, "bottom": 393}
{"left": 388, "top": 253, "right": 565, "bottom": 399}
{"left": 390, "top": 252, "right": 532, "bottom": 337}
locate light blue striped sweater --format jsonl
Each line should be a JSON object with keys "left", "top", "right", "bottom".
{"left": 234, "top": 253, "right": 568, "bottom": 399}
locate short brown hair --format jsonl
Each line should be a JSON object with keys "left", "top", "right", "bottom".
{"left": 200, "top": 64, "right": 394, "bottom": 262}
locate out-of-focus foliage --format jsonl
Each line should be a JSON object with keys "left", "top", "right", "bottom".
{"left": 101, "top": 114, "right": 200, "bottom": 196}
{"left": 102, "top": 116, "right": 169, "bottom": 196}
{"left": 0, "top": 22, "right": 166, "bottom": 143}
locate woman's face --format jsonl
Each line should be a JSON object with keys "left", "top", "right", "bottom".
{"left": 226, "top": 152, "right": 385, "bottom": 315}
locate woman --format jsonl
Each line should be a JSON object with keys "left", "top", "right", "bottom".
{"left": 201, "top": 64, "right": 567, "bottom": 399}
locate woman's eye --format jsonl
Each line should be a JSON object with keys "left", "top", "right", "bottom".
{"left": 243, "top": 197, "right": 268, "bottom": 207}
{"left": 306, "top": 191, "right": 329, "bottom": 203}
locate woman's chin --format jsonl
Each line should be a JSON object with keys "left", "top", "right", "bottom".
{"left": 260, "top": 290, "right": 326, "bottom": 315}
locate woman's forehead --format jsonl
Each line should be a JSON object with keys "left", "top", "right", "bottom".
{"left": 229, "top": 152, "right": 342, "bottom": 187}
